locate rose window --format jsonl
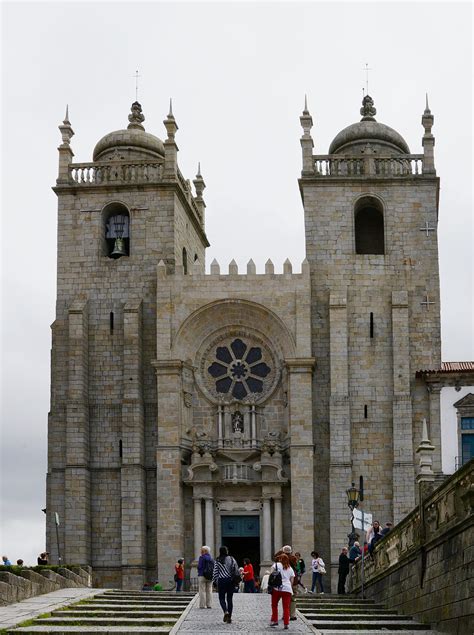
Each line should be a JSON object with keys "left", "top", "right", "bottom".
{"left": 208, "top": 338, "right": 271, "bottom": 400}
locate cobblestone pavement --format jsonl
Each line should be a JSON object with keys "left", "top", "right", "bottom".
{"left": 175, "top": 592, "right": 315, "bottom": 633}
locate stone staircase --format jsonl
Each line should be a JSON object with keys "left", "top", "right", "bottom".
{"left": 296, "top": 594, "right": 436, "bottom": 634}
{"left": 8, "top": 590, "right": 195, "bottom": 634}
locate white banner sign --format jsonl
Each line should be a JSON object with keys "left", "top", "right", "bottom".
{"left": 352, "top": 508, "right": 372, "bottom": 531}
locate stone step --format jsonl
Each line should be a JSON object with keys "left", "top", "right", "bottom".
{"left": 296, "top": 593, "right": 376, "bottom": 605}
{"left": 102, "top": 591, "right": 195, "bottom": 597}
{"left": 11, "top": 628, "right": 172, "bottom": 634}
{"left": 86, "top": 597, "right": 190, "bottom": 604}
{"left": 296, "top": 602, "right": 385, "bottom": 611}
{"left": 63, "top": 603, "right": 186, "bottom": 611}
{"left": 309, "top": 619, "right": 431, "bottom": 630}
{"left": 307, "top": 613, "right": 414, "bottom": 621}
{"left": 52, "top": 610, "right": 182, "bottom": 618}
{"left": 298, "top": 605, "right": 392, "bottom": 616}
{"left": 314, "top": 631, "right": 434, "bottom": 635}
{"left": 34, "top": 617, "right": 177, "bottom": 626}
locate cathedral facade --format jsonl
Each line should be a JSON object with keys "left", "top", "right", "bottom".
{"left": 47, "top": 95, "right": 442, "bottom": 589}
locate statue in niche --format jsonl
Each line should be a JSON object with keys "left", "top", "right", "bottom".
{"left": 232, "top": 411, "right": 244, "bottom": 434}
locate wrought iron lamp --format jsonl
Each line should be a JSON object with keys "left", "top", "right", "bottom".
{"left": 346, "top": 481, "right": 360, "bottom": 546}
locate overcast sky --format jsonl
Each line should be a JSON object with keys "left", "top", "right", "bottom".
{"left": 1, "top": 1, "right": 472, "bottom": 565}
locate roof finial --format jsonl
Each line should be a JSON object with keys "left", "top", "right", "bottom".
{"left": 64, "top": 104, "right": 70, "bottom": 124}
{"left": 127, "top": 101, "right": 145, "bottom": 130}
{"left": 197, "top": 161, "right": 201, "bottom": 177}
{"left": 304, "top": 94, "right": 308, "bottom": 114}
{"left": 360, "top": 94, "right": 377, "bottom": 121}
{"left": 168, "top": 98, "right": 173, "bottom": 118}
{"left": 424, "top": 92, "right": 431, "bottom": 114}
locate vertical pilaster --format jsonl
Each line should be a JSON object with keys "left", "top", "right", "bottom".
{"left": 392, "top": 291, "right": 415, "bottom": 521}
{"left": 262, "top": 496, "right": 272, "bottom": 564}
{"left": 274, "top": 495, "right": 283, "bottom": 553}
{"left": 328, "top": 291, "right": 351, "bottom": 590}
{"left": 121, "top": 301, "right": 146, "bottom": 589}
{"left": 65, "top": 300, "right": 90, "bottom": 565}
{"left": 204, "top": 496, "right": 215, "bottom": 556}
{"left": 154, "top": 359, "right": 186, "bottom": 588}
{"left": 193, "top": 497, "right": 203, "bottom": 558}
{"left": 427, "top": 382, "right": 442, "bottom": 473}
{"left": 286, "top": 357, "right": 315, "bottom": 562}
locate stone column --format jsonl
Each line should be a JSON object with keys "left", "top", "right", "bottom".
{"left": 427, "top": 382, "right": 442, "bottom": 474}
{"left": 273, "top": 495, "right": 283, "bottom": 553}
{"left": 204, "top": 497, "right": 215, "bottom": 556}
{"left": 121, "top": 301, "right": 146, "bottom": 589}
{"left": 218, "top": 405, "right": 223, "bottom": 449}
{"left": 64, "top": 299, "right": 91, "bottom": 566}
{"left": 251, "top": 405, "right": 257, "bottom": 448}
{"left": 262, "top": 496, "right": 272, "bottom": 564}
{"left": 392, "top": 291, "right": 415, "bottom": 521}
{"left": 286, "top": 358, "right": 315, "bottom": 569}
{"left": 194, "top": 497, "right": 203, "bottom": 557}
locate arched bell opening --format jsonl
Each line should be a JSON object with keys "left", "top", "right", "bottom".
{"left": 102, "top": 202, "right": 130, "bottom": 258}
{"left": 354, "top": 196, "right": 385, "bottom": 255}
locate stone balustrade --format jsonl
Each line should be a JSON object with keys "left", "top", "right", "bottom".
{"left": 221, "top": 462, "right": 257, "bottom": 482}
{"left": 348, "top": 459, "right": 474, "bottom": 633}
{"left": 312, "top": 154, "right": 425, "bottom": 177}
{"left": 69, "top": 161, "right": 164, "bottom": 185}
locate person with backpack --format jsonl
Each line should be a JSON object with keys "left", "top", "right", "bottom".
{"left": 213, "top": 545, "right": 239, "bottom": 624}
{"left": 269, "top": 553, "right": 295, "bottom": 629}
{"left": 197, "top": 545, "right": 214, "bottom": 608}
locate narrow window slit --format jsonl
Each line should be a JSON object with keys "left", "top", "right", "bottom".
{"left": 364, "top": 405, "right": 368, "bottom": 419}
{"left": 370, "top": 312, "right": 374, "bottom": 338}
{"left": 110, "top": 311, "right": 114, "bottom": 333}
{"left": 119, "top": 439, "right": 123, "bottom": 458}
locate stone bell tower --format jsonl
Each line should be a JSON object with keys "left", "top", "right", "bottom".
{"left": 299, "top": 94, "right": 441, "bottom": 582}
{"left": 47, "top": 101, "right": 208, "bottom": 588}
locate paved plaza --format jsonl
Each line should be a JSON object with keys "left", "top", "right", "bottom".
{"left": 176, "top": 592, "right": 314, "bottom": 633}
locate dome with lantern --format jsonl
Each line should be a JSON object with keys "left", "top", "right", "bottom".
{"left": 93, "top": 102, "right": 165, "bottom": 161}
{"left": 328, "top": 95, "right": 410, "bottom": 156}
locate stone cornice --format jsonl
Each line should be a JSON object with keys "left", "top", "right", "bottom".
{"left": 285, "top": 357, "right": 316, "bottom": 373}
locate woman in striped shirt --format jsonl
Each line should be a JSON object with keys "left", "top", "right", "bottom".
{"left": 213, "top": 546, "right": 239, "bottom": 624}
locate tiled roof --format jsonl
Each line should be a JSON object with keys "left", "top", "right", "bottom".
{"left": 416, "top": 361, "right": 474, "bottom": 375}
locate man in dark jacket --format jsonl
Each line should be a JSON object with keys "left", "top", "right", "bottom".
{"left": 337, "top": 547, "right": 350, "bottom": 594}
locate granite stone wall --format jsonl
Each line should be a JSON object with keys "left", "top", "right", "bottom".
{"left": 348, "top": 459, "right": 474, "bottom": 634}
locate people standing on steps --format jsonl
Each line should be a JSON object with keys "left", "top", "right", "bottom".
{"left": 174, "top": 558, "right": 184, "bottom": 592}
{"left": 197, "top": 545, "right": 214, "bottom": 608}
{"left": 213, "top": 545, "right": 239, "bottom": 624}
{"left": 349, "top": 541, "right": 362, "bottom": 563}
{"left": 337, "top": 547, "right": 350, "bottom": 594}
{"left": 294, "top": 551, "right": 307, "bottom": 592}
{"left": 269, "top": 553, "right": 295, "bottom": 630}
{"left": 367, "top": 520, "right": 383, "bottom": 554}
{"left": 310, "top": 551, "right": 325, "bottom": 593}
